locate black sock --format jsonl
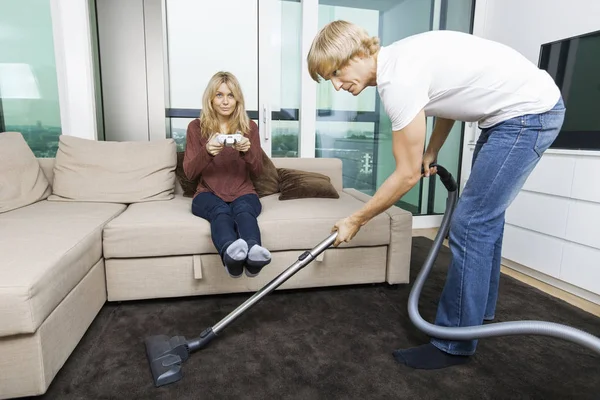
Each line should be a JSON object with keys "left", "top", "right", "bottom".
{"left": 393, "top": 343, "right": 470, "bottom": 370}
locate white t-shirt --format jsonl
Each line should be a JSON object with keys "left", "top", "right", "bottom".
{"left": 376, "top": 30, "right": 561, "bottom": 131}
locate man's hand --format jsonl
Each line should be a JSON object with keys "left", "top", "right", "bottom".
{"left": 234, "top": 136, "right": 251, "bottom": 153}
{"left": 422, "top": 150, "right": 438, "bottom": 177}
{"left": 206, "top": 135, "right": 224, "bottom": 156}
{"left": 344, "top": 110, "right": 426, "bottom": 231}
{"left": 330, "top": 110, "right": 426, "bottom": 248}
{"left": 331, "top": 215, "right": 362, "bottom": 247}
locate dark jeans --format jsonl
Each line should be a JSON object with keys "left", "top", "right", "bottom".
{"left": 192, "top": 192, "right": 262, "bottom": 257}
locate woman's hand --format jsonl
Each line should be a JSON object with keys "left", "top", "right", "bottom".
{"left": 422, "top": 150, "right": 438, "bottom": 177}
{"left": 331, "top": 215, "right": 362, "bottom": 247}
{"left": 206, "top": 135, "right": 224, "bottom": 156}
{"left": 234, "top": 136, "right": 251, "bottom": 153}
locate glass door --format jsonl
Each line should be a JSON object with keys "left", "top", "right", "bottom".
{"left": 258, "top": 0, "right": 302, "bottom": 157}
{"left": 425, "top": 0, "right": 475, "bottom": 214}
{"left": 164, "top": 0, "right": 260, "bottom": 151}
{"left": 164, "top": 0, "right": 302, "bottom": 158}
{"left": 314, "top": 0, "right": 434, "bottom": 214}
{"left": 312, "top": 0, "right": 474, "bottom": 215}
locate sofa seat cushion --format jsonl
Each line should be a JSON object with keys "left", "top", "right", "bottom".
{"left": 103, "top": 193, "right": 391, "bottom": 259}
{"left": 0, "top": 201, "right": 126, "bottom": 336}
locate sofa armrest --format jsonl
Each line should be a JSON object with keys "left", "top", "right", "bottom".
{"left": 343, "top": 188, "right": 413, "bottom": 284}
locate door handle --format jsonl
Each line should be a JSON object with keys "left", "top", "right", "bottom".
{"left": 263, "top": 104, "right": 270, "bottom": 141}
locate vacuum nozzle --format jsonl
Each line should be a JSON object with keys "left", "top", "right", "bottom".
{"left": 144, "top": 335, "right": 190, "bottom": 387}
{"left": 144, "top": 328, "right": 217, "bottom": 387}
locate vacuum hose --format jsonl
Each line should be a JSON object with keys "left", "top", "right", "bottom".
{"left": 410, "top": 164, "right": 600, "bottom": 355}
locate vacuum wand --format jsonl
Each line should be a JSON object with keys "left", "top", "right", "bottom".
{"left": 144, "top": 232, "right": 337, "bottom": 387}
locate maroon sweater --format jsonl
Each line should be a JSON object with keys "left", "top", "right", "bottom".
{"left": 183, "top": 119, "right": 263, "bottom": 202}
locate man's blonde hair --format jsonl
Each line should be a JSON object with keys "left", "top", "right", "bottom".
{"left": 307, "top": 20, "right": 380, "bottom": 82}
{"left": 199, "top": 71, "right": 250, "bottom": 139}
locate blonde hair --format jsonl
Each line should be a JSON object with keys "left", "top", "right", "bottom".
{"left": 199, "top": 71, "right": 250, "bottom": 139}
{"left": 307, "top": 20, "right": 380, "bottom": 82}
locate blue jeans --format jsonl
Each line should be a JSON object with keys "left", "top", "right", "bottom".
{"left": 431, "top": 98, "right": 566, "bottom": 355}
{"left": 192, "top": 192, "right": 262, "bottom": 257}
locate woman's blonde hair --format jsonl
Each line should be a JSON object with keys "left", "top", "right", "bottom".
{"left": 199, "top": 71, "right": 250, "bottom": 139}
{"left": 307, "top": 20, "right": 380, "bottom": 82}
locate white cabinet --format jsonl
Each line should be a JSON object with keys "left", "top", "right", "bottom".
{"left": 560, "top": 243, "right": 600, "bottom": 295}
{"left": 502, "top": 224, "right": 564, "bottom": 279}
{"left": 505, "top": 191, "right": 570, "bottom": 238}
{"left": 501, "top": 152, "right": 600, "bottom": 303}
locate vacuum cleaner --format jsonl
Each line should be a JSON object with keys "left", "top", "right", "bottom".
{"left": 144, "top": 164, "right": 600, "bottom": 387}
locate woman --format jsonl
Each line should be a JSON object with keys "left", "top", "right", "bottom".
{"left": 183, "top": 71, "right": 271, "bottom": 278}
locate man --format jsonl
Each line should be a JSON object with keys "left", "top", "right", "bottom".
{"left": 307, "top": 20, "right": 565, "bottom": 370}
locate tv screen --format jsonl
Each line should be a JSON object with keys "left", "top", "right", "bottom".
{"left": 539, "top": 29, "right": 600, "bottom": 150}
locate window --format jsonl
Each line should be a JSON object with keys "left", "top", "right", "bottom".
{"left": 0, "top": 0, "right": 62, "bottom": 157}
{"left": 314, "top": 0, "right": 474, "bottom": 215}
{"left": 110, "top": 0, "right": 474, "bottom": 216}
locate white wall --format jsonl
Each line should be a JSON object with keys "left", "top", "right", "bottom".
{"left": 95, "top": 0, "right": 150, "bottom": 142}
{"left": 50, "top": 0, "right": 98, "bottom": 140}
{"left": 469, "top": 0, "right": 600, "bottom": 304}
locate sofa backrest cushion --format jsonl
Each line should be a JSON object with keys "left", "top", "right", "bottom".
{"left": 277, "top": 168, "right": 340, "bottom": 200}
{"left": 38, "top": 157, "right": 56, "bottom": 186}
{"left": 252, "top": 149, "right": 280, "bottom": 197}
{"left": 273, "top": 157, "right": 343, "bottom": 191}
{"left": 175, "top": 151, "right": 197, "bottom": 197}
{"left": 0, "top": 132, "right": 51, "bottom": 213}
{"left": 48, "top": 135, "right": 177, "bottom": 204}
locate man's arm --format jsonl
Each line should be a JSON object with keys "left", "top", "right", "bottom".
{"left": 426, "top": 117, "right": 455, "bottom": 154}
{"left": 350, "top": 109, "right": 427, "bottom": 227}
{"left": 421, "top": 117, "right": 455, "bottom": 176}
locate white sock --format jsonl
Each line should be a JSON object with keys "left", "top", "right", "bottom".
{"left": 248, "top": 244, "right": 271, "bottom": 264}
{"left": 225, "top": 238, "right": 248, "bottom": 261}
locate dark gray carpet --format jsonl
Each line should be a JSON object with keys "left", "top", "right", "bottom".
{"left": 33, "top": 237, "right": 599, "bottom": 399}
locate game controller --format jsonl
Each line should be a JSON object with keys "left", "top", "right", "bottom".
{"left": 216, "top": 133, "right": 243, "bottom": 147}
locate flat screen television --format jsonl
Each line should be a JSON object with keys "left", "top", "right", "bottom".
{"left": 538, "top": 29, "right": 600, "bottom": 150}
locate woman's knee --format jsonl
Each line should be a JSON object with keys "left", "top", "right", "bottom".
{"left": 210, "top": 207, "right": 234, "bottom": 222}
{"left": 232, "top": 194, "right": 262, "bottom": 217}
{"left": 192, "top": 193, "right": 231, "bottom": 220}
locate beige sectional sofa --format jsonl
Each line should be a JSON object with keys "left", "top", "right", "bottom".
{"left": 0, "top": 132, "right": 412, "bottom": 399}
